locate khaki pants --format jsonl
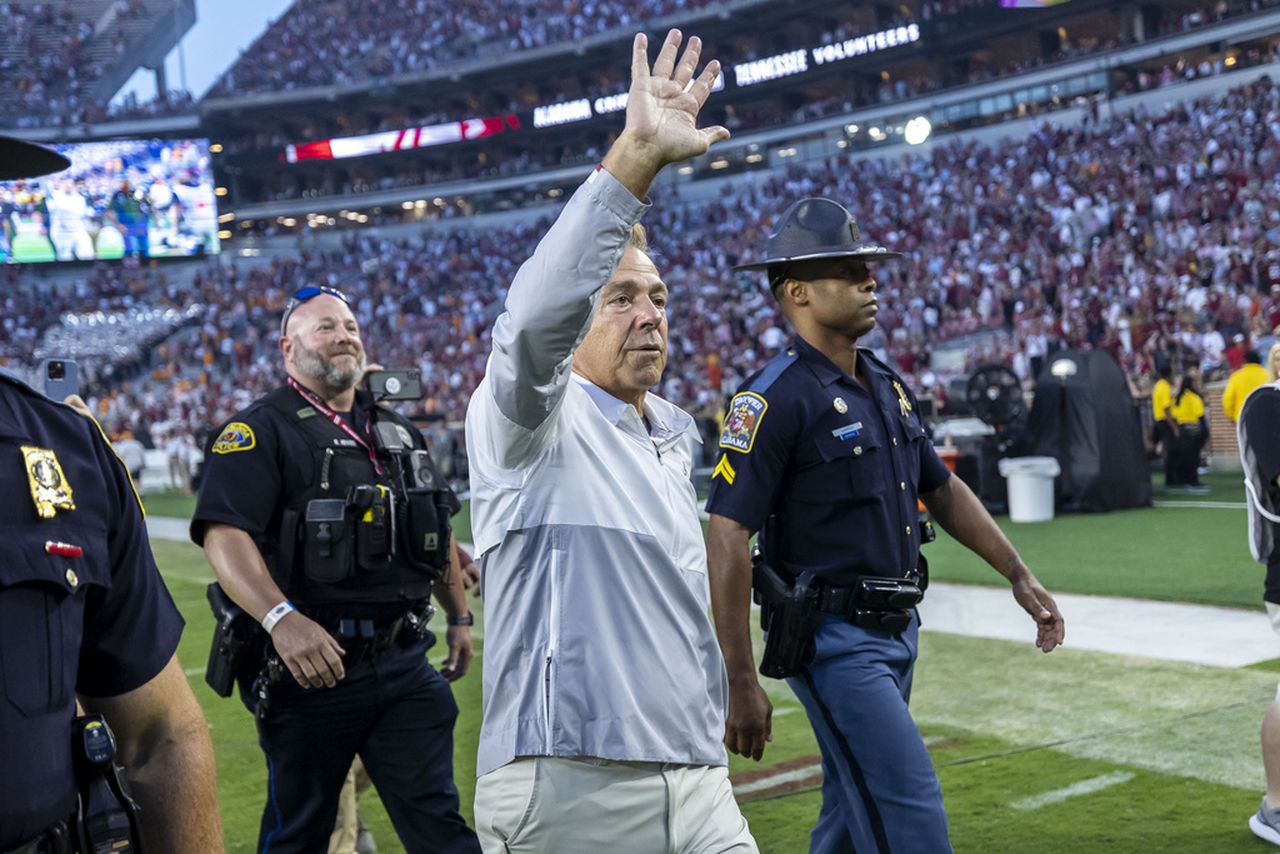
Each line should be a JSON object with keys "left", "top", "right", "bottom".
{"left": 474, "top": 757, "right": 757, "bottom": 854}
{"left": 328, "top": 757, "right": 373, "bottom": 854}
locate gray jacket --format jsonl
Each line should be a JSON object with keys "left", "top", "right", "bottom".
{"left": 466, "top": 168, "right": 729, "bottom": 776}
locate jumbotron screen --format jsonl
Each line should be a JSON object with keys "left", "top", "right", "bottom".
{"left": 1, "top": 138, "right": 220, "bottom": 264}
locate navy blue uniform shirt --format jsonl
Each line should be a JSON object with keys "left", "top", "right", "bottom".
{"left": 705, "top": 337, "right": 951, "bottom": 585}
{"left": 0, "top": 374, "right": 183, "bottom": 849}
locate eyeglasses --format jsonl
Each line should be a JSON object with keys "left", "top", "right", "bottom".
{"left": 280, "top": 286, "right": 351, "bottom": 335}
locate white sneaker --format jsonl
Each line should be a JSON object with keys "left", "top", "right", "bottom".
{"left": 1250, "top": 797, "right": 1280, "bottom": 845}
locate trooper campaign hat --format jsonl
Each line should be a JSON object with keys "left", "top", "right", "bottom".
{"left": 0, "top": 134, "right": 70, "bottom": 181}
{"left": 734, "top": 197, "right": 901, "bottom": 286}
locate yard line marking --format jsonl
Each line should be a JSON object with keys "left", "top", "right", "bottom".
{"left": 184, "top": 665, "right": 206, "bottom": 677}
{"left": 1153, "top": 500, "right": 1246, "bottom": 509}
{"left": 773, "top": 707, "right": 802, "bottom": 717}
{"left": 1009, "top": 771, "right": 1134, "bottom": 811}
{"left": 733, "top": 762, "right": 822, "bottom": 796}
{"left": 164, "top": 574, "right": 216, "bottom": 586}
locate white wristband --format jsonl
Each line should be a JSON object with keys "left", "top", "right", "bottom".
{"left": 262, "top": 601, "right": 295, "bottom": 635}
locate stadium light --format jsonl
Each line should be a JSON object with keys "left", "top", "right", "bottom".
{"left": 710, "top": 159, "right": 729, "bottom": 170}
{"left": 904, "top": 116, "right": 932, "bottom": 145}
{"left": 215, "top": 187, "right": 228, "bottom": 197}
{"left": 745, "top": 153, "right": 764, "bottom": 164}
{"left": 401, "top": 201, "right": 414, "bottom": 210}
{"left": 868, "top": 127, "right": 885, "bottom": 141}
{"left": 217, "top": 230, "right": 232, "bottom": 240}
{"left": 209, "top": 143, "right": 223, "bottom": 153}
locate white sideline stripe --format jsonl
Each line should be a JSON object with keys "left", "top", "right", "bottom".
{"left": 733, "top": 763, "right": 822, "bottom": 796}
{"left": 1154, "top": 500, "right": 1246, "bottom": 509}
{"left": 1009, "top": 771, "right": 1134, "bottom": 811}
{"left": 184, "top": 665, "right": 205, "bottom": 677}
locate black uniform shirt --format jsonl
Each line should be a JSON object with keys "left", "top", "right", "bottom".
{"left": 1242, "top": 386, "right": 1280, "bottom": 601}
{"left": 191, "top": 385, "right": 458, "bottom": 616}
{"left": 705, "top": 337, "right": 952, "bottom": 585}
{"left": 0, "top": 375, "right": 183, "bottom": 849}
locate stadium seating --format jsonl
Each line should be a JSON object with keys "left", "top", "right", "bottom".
{"left": 8, "top": 72, "right": 1274, "bottom": 457}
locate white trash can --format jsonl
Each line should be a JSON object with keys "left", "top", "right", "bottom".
{"left": 997, "top": 456, "right": 1061, "bottom": 523}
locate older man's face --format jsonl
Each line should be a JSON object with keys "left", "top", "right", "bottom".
{"left": 280, "top": 294, "right": 366, "bottom": 393}
{"left": 574, "top": 245, "right": 669, "bottom": 402}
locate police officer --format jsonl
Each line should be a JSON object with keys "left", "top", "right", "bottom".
{"left": 1, "top": 135, "right": 222, "bottom": 853}
{"left": 192, "top": 285, "right": 480, "bottom": 853}
{"left": 705, "top": 198, "right": 1066, "bottom": 854}
{"left": 1239, "top": 378, "right": 1280, "bottom": 844}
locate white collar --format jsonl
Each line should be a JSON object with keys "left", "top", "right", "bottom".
{"left": 570, "top": 373, "right": 700, "bottom": 445}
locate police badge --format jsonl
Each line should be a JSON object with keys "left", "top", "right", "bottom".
{"left": 21, "top": 445, "right": 75, "bottom": 519}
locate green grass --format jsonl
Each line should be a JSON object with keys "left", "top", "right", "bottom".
{"left": 927, "top": 470, "right": 1263, "bottom": 610}
{"left": 150, "top": 476, "right": 1275, "bottom": 852}
{"left": 141, "top": 490, "right": 198, "bottom": 519}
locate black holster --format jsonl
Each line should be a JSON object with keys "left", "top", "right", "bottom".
{"left": 205, "top": 582, "right": 266, "bottom": 698}
{"left": 753, "top": 559, "right": 823, "bottom": 679}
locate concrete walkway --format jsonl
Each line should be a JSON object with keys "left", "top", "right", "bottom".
{"left": 919, "top": 582, "right": 1279, "bottom": 668}
{"left": 148, "top": 516, "right": 1280, "bottom": 669}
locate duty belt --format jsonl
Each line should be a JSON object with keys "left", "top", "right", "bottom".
{"left": 813, "top": 573, "right": 925, "bottom": 634}
{"left": 330, "top": 616, "right": 411, "bottom": 662}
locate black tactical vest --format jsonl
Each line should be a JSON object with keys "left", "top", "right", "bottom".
{"left": 260, "top": 387, "right": 451, "bottom": 610}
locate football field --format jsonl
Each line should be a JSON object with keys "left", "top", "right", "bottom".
{"left": 146, "top": 472, "right": 1280, "bottom": 852}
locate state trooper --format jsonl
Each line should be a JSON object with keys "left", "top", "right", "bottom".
{"left": 705, "top": 198, "right": 1066, "bottom": 853}
{"left": 192, "top": 285, "right": 480, "bottom": 853}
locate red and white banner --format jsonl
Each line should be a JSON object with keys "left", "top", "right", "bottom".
{"left": 283, "top": 115, "right": 520, "bottom": 163}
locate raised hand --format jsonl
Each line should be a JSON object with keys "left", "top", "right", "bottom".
{"left": 624, "top": 30, "right": 729, "bottom": 164}
{"left": 603, "top": 29, "right": 730, "bottom": 198}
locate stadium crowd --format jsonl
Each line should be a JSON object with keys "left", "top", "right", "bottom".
{"left": 204, "top": 0, "right": 1253, "bottom": 100}
{"left": 230, "top": 34, "right": 1280, "bottom": 207}
{"left": 6, "top": 0, "right": 1280, "bottom": 132}
{"left": 9, "top": 72, "right": 1280, "bottom": 468}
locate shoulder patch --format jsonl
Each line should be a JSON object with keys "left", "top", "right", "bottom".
{"left": 212, "top": 422, "right": 256, "bottom": 455}
{"left": 720, "top": 392, "right": 768, "bottom": 454}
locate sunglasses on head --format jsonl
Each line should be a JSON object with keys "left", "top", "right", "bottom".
{"left": 280, "top": 286, "right": 351, "bottom": 335}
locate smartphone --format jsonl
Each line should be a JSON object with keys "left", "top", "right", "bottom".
{"left": 365, "top": 369, "right": 422, "bottom": 401}
{"left": 40, "top": 358, "right": 80, "bottom": 401}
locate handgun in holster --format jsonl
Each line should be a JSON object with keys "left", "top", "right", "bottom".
{"left": 205, "top": 582, "right": 264, "bottom": 698}
{"left": 70, "top": 715, "right": 142, "bottom": 854}
{"left": 753, "top": 556, "right": 824, "bottom": 680}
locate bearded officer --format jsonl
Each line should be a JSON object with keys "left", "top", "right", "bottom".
{"left": 705, "top": 198, "right": 1066, "bottom": 853}
{"left": 192, "top": 286, "right": 480, "bottom": 853}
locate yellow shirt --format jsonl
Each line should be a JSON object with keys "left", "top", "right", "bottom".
{"left": 1222, "top": 363, "right": 1269, "bottom": 422}
{"left": 1169, "top": 390, "right": 1205, "bottom": 425}
{"left": 1152, "top": 378, "right": 1172, "bottom": 421}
